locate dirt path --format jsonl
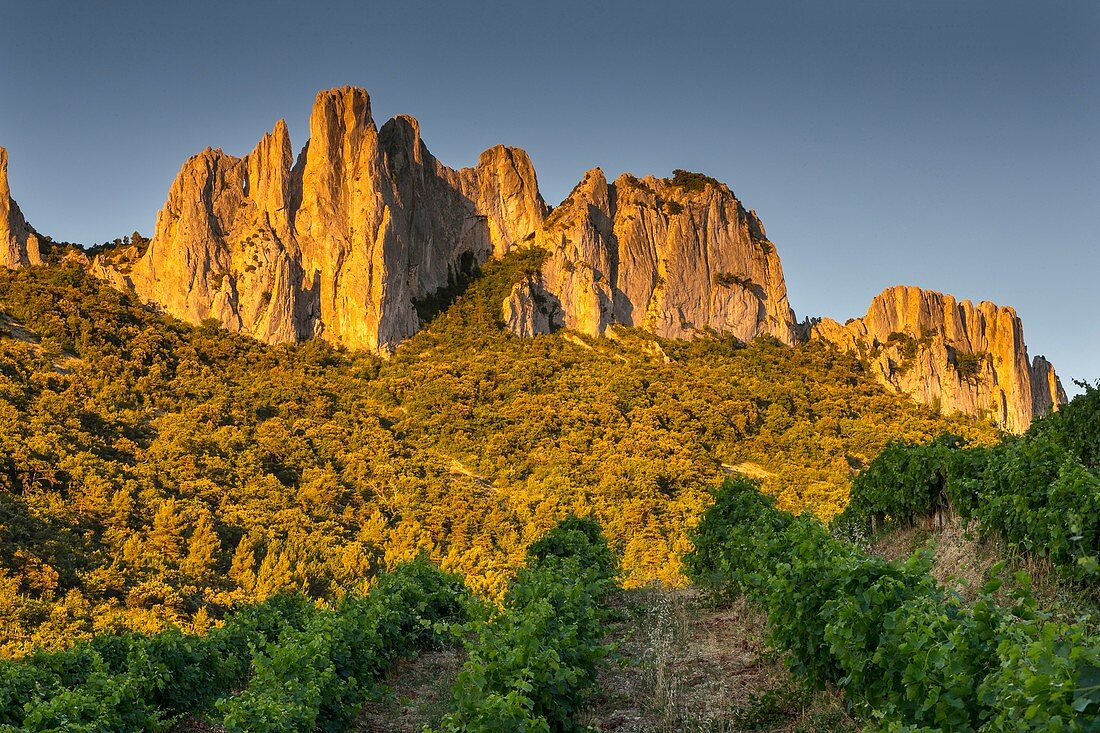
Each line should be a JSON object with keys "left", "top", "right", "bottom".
{"left": 356, "top": 647, "right": 466, "bottom": 732}
{"left": 581, "top": 587, "right": 856, "bottom": 732}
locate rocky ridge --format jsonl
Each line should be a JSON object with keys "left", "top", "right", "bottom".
{"left": 0, "top": 87, "right": 1065, "bottom": 429}
{"left": 506, "top": 168, "right": 797, "bottom": 343}
{"left": 93, "top": 88, "right": 547, "bottom": 351}
{"left": 92, "top": 87, "right": 794, "bottom": 352}
{"left": 0, "top": 147, "right": 42, "bottom": 269}
{"left": 810, "top": 286, "right": 1066, "bottom": 433}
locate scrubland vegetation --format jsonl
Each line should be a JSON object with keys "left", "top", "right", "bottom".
{"left": 1, "top": 252, "right": 1096, "bottom": 731}
{"left": 0, "top": 254, "right": 988, "bottom": 654}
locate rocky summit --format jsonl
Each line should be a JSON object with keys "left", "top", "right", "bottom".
{"left": 509, "top": 168, "right": 796, "bottom": 343}
{"left": 91, "top": 86, "right": 793, "bottom": 354}
{"left": 92, "top": 87, "right": 546, "bottom": 352}
{"left": 810, "top": 286, "right": 1066, "bottom": 433}
{"left": 1, "top": 86, "right": 1065, "bottom": 430}
{"left": 0, "top": 147, "right": 42, "bottom": 269}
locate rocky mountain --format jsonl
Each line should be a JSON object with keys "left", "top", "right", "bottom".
{"left": 92, "top": 87, "right": 546, "bottom": 352}
{"left": 0, "top": 86, "right": 1065, "bottom": 429}
{"left": 0, "top": 147, "right": 42, "bottom": 269}
{"left": 506, "top": 168, "right": 796, "bottom": 343}
{"left": 92, "top": 86, "right": 791, "bottom": 352}
{"left": 810, "top": 286, "right": 1066, "bottom": 433}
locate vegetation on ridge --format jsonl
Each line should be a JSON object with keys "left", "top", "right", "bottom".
{"left": 685, "top": 477, "right": 1100, "bottom": 731}
{"left": 0, "top": 252, "right": 993, "bottom": 655}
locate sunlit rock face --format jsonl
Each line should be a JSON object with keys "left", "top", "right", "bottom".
{"left": 79, "top": 85, "right": 1059, "bottom": 427}
{"left": 94, "top": 87, "right": 545, "bottom": 353}
{"left": 518, "top": 169, "right": 796, "bottom": 343}
{"left": 96, "top": 87, "right": 793, "bottom": 353}
{"left": 811, "top": 285, "right": 1066, "bottom": 432}
{"left": 0, "top": 147, "right": 43, "bottom": 270}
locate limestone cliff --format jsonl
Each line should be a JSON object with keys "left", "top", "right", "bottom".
{"left": 95, "top": 87, "right": 790, "bottom": 353}
{"left": 97, "top": 87, "right": 545, "bottom": 353}
{"left": 379, "top": 114, "right": 545, "bottom": 300}
{"left": 811, "top": 286, "right": 1065, "bottom": 432}
{"left": 75, "top": 85, "right": 1059, "bottom": 432}
{"left": 0, "top": 147, "right": 42, "bottom": 269}
{"left": 513, "top": 169, "right": 796, "bottom": 342}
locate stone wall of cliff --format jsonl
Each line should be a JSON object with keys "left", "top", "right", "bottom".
{"left": 94, "top": 87, "right": 794, "bottom": 353}
{"left": 0, "top": 148, "right": 42, "bottom": 269}
{"left": 505, "top": 169, "right": 796, "bottom": 343}
{"left": 811, "top": 285, "right": 1066, "bottom": 432}
{"left": 94, "top": 87, "right": 545, "bottom": 352}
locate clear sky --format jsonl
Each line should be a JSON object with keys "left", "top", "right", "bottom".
{"left": 2, "top": 0, "right": 1096, "bottom": 390}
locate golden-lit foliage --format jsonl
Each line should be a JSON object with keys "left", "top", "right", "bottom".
{"left": 0, "top": 256, "right": 996, "bottom": 655}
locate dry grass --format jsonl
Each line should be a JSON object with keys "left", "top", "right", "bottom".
{"left": 581, "top": 586, "right": 857, "bottom": 732}
{"left": 868, "top": 518, "right": 1099, "bottom": 622}
{"left": 356, "top": 646, "right": 466, "bottom": 732}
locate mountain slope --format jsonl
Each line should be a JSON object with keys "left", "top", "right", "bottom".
{"left": 0, "top": 257, "right": 994, "bottom": 655}
{"left": 0, "top": 87, "right": 1065, "bottom": 430}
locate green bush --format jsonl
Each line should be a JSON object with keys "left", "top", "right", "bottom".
{"left": 714, "top": 272, "right": 753, "bottom": 289}
{"left": 838, "top": 434, "right": 969, "bottom": 532}
{"left": 0, "top": 561, "right": 466, "bottom": 733}
{"left": 837, "top": 386, "right": 1100, "bottom": 579}
{"left": 682, "top": 477, "right": 793, "bottom": 599}
{"left": 669, "top": 169, "right": 721, "bottom": 193}
{"left": 525, "top": 515, "right": 618, "bottom": 583}
{"left": 952, "top": 351, "right": 988, "bottom": 382}
{"left": 219, "top": 557, "right": 468, "bottom": 733}
{"left": 435, "top": 517, "right": 617, "bottom": 732}
{"left": 686, "top": 480, "right": 1100, "bottom": 731}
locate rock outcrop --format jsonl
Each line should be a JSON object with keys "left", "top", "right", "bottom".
{"left": 0, "top": 147, "right": 42, "bottom": 269}
{"left": 811, "top": 285, "right": 1065, "bottom": 432}
{"left": 101, "top": 87, "right": 789, "bottom": 353}
{"left": 72, "top": 85, "right": 1058, "bottom": 433}
{"left": 96, "top": 87, "right": 545, "bottom": 353}
{"left": 503, "top": 274, "right": 553, "bottom": 338}
{"left": 512, "top": 169, "right": 796, "bottom": 343}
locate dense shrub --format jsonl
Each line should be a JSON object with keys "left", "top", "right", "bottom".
{"left": 0, "top": 258, "right": 992, "bottom": 653}
{"left": 836, "top": 385, "right": 1100, "bottom": 579}
{"left": 839, "top": 434, "right": 968, "bottom": 532}
{"left": 683, "top": 477, "right": 793, "bottom": 598}
{"left": 219, "top": 557, "right": 468, "bottom": 733}
{"left": 0, "top": 560, "right": 467, "bottom": 732}
{"left": 669, "top": 169, "right": 721, "bottom": 193}
{"left": 434, "top": 517, "right": 618, "bottom": 732}
{"left": 684, "top": 479, "right": 1100, "bottom": 731}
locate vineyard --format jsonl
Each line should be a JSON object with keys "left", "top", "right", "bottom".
{"left": 685, "top": 477, "right": 1100, "bottom": 731}
{"left": 0, "top": 518, "right": 616, "bottom": 732}
{"left": 839, "top": 382, "right": 1100, "bottom": 579}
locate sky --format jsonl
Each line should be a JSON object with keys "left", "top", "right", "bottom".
{"left": 1, "top": 0, "right": 1097, "bottom": 390}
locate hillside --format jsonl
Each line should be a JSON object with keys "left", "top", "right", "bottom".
{"left": 2, "top": 85, "right": 1065, "bottom": 432}
{"left": 0, "top": 251, "right": 995, "bottom": 656}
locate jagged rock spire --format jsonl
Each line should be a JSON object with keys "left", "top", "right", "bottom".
{"left": 0, "top": 147, "right": 42, "bottom": 269}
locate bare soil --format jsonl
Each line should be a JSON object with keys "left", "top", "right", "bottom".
{"left": 356, "top": 646, "right": 466, "bottom": 732}
{"left": 580, "top": 587, "right": 856, "bottom": 733}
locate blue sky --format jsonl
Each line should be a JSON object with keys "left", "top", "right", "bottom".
{"left": 1, "top": 0, "right": 1096, "bottom": 389}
